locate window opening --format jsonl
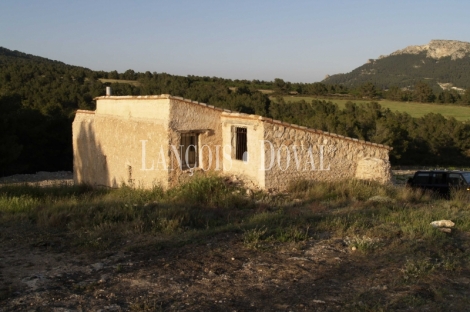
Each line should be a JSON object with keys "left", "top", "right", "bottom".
{"left": 180, "top": 133, "right": 198, "bottom": 169}
{"left": 235, "top": 127, "right": 247, "bottom": 161}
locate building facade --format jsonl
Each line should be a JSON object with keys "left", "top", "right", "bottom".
{"left": 73, "top": 95, "right": 392, "bottom": 190}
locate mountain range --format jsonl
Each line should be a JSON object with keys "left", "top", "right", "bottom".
{"left": 322, "top": 39, "right": 470, "bottom": 91}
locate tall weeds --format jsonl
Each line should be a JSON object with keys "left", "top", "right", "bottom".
{"left": 1, "top": 176, "right": 469, "bottom": 253}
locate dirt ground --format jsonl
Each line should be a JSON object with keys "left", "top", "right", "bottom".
{"left": 0, "top": 171, "right": 73, "bottom": 187}
{"left": 2, "top": 225, "right": 469, "bottom": 312}
{"left": 1, "top": 171, "right": 469, "bottom": 311}
{"left": 0, "top": 224, "right": 404, "bottom": 312}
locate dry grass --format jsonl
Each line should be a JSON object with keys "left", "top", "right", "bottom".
{"left": 1, "top": 177, "right": 470, "bottom": 309}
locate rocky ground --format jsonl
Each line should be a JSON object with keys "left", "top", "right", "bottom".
{"left": 1, "top": 171, "right": 469, "bottom": 311}
{"left": 0, "top": 171, "right": 73, "bottom": 187}
{"left": 1, "top": 226, "right": 381, "bottom": 311}
{"left": 2, "top": 226, "right": 469, "bottom": 312}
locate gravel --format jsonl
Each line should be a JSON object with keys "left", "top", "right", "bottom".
{"left": 0, "top": 171, "right": 73, "bottom": 186}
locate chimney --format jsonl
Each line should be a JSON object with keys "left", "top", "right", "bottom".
{"left": 106, "top": 86, "right": 112, "bottom": 96}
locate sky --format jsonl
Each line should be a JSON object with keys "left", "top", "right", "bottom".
{"left": 1, "top": 0, "right": 470, "bottom": 83}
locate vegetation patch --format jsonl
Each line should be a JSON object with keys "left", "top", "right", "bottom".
{"left": 280, "top": 96, "right": 470, "bottom": 121}
{"left": 1, "top": 177, "right": 470, "bottom": 309}
{"left": 2, "top": 46, "right": 470, "bottom": 176}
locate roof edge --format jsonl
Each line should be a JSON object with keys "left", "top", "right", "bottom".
{"left": 93, "top": 94, "right": 172, "bottom": 100}
{"left": 75, "top": 109, "right": 95, "bottom": 115}
{"left": 223, "top": 113, "right": 393, "bottom": 151}
{"left": 94, "top": 94, "right": 393, "bottom": 151}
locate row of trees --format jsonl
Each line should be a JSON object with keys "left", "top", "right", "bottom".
{"left": 0, "top": 94, "right": 72, "bottom": 175}
{"left": 270, "top": 98, "right": 470, "bottom": 165}
{"left": 0, "top": 48, "right": 275, "bottom": 175}
{"left": 383, "top": 82, "right": 470, "bottom": 104}
{"left": 2, "top": 46, "right": 470, "bottom": 176}
{"left": 347, "top": 81, "right": 470, "bottom": 104}
{"left": 272, "top": 80, "right": 470, "bottom": 105}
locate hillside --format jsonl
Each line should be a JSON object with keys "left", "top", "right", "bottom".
{"left": 323, "top": 40, "right": 470, "bottom": 90}
{"left": 3, "top": 46, "right": 470, "bottom": 174}
{"left": 0, "top": 47, "right": 271, "bottom": 176}
{"left": 0, "top": 48, "right": 106, "bottom": 176}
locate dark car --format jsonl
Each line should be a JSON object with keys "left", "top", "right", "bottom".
{"left": 406, "top": 170, "right": 470, "bottom": 198}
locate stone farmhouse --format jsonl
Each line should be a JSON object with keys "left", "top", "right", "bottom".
{"left": 73, "top": 94, "right": 392, "bottom": 190}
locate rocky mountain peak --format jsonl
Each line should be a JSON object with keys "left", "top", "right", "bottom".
{"left": 389, "top": 39, "right": 470, "bottom": 60}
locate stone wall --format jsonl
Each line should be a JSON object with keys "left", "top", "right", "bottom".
{"left": 355, "top": 157, "right": 391, "bottom": 184}
{"left": 167, "top": 98, "right": 224, "bottom": 187}
{"left": 260, "top": 118, "right": 391, "bottom": 190}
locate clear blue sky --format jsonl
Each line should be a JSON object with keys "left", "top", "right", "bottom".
{"left": 1, "top": 0, "right": 469, "bottom": 83}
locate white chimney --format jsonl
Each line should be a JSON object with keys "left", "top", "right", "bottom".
{"left": 106, "top": 86, "right": 112, "bottom": 96}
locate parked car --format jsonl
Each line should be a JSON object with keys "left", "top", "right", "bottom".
{"left": 406, "top": 170, "right": 470, "bottom": 198}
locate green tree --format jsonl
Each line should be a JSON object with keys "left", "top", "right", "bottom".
{"left": 385, "top": 86, "right": 405, "bottom": 101}
{"left": 273, "top": 78, "right": 290, "bottom": 94}
{"left": 438, "top": 90, "right": 458, "bottom": 103}
{"left": 310, "top": 82, "right": 328, "bottom": 96}
{"left": 413, "top": 81, "right": 436, "bottom": 103}
{"left": 370, "top": 112, "right": 410, "bottom": 161}
{"left": 122, "top": 69, "right": 136, "bottom": 80}
{"left": 462, "top": 87, "right": 470, "bottom": 105}
{"left": 108, "top": 70, "right": 119, "bottom": 79}
{"left": 0, "top": 95, "right": 23, "bottom": 175}
{"left": 359, "top": 82, "right": 377, "bottom": 98}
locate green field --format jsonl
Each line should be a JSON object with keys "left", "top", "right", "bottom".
{"left": 92, "top": 83, "right": 470, "bottom": 121}
{"left": 278, "top": 96, "right": 470, "bottom": 121}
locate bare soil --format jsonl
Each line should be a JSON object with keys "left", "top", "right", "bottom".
{"left": 0, "top": 225, "right": 402, "bottom": 311}
{"left": 1, "top": 171, "right": 469, "bottom": 311}
{"left": 2, "top": 226, "right": 469, "bottom": 311}
{"left": 0, "top": 171, "right": 73, "bottom": 187}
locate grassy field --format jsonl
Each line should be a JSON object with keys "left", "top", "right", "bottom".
{"left": 278, "top": 96, "right": 470, "bottom": 121}
{"left": 1, "top": 175, "right": 470, "bottom": 309}
{"left": 93, "top": 83, "right": 470, "bottom": 121}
